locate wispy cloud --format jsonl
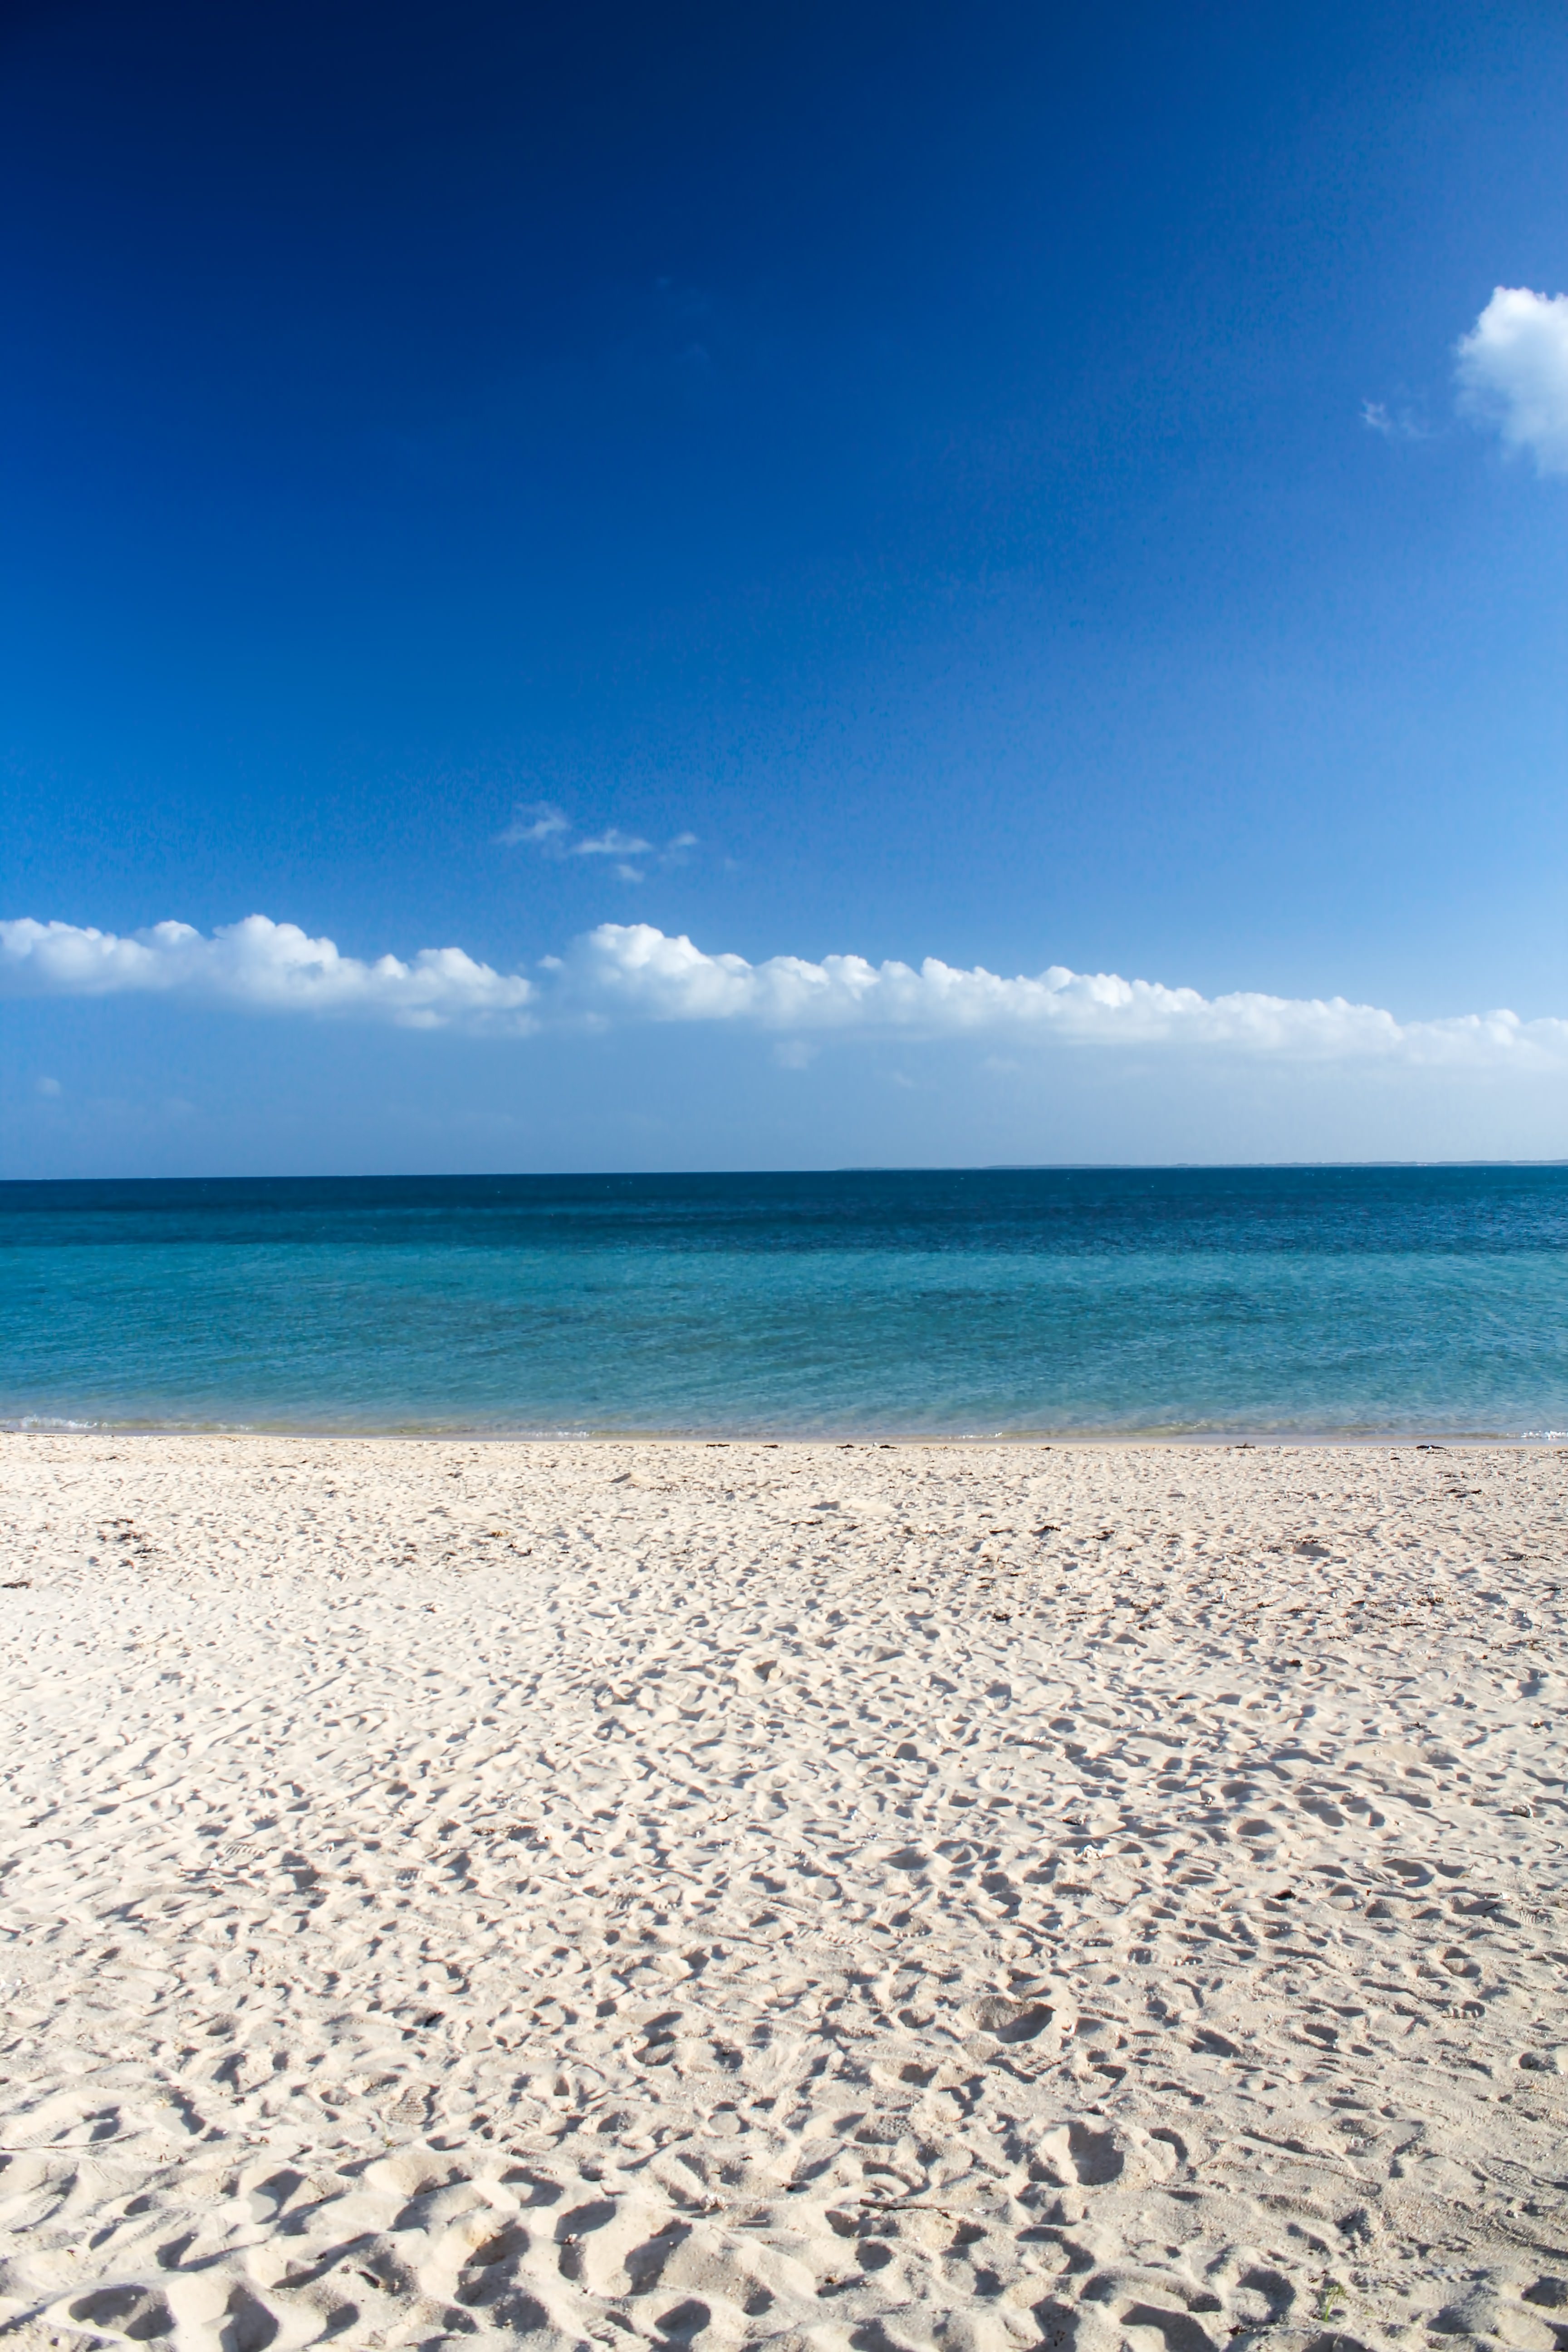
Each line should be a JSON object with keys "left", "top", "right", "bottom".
{"left": 571, "top": 826, "right": 654, "bottom": 882}
{"left": 573, "top": 828, "right": 653, "bottom": 858}
{"left": 495, "top": 800, "right": 572, "bottom": 848}
{"left": 6, "top": 912, "right": 1568, "bottom": 1073}
{"left": 1456, "top": 286, "right": 1568, "bottom": 476}
{"left": 495, "top": 804, "right": 698, "bottom": 882}
{"left": 1360, "top": 397, "right": 1430, "bottom": 442}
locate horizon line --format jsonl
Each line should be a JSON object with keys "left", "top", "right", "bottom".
{"left": 5, "top": 1157, "right": 1568, "bottom": 1187}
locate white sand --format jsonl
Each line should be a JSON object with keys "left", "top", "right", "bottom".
{"left": 1, "top": 1433, "right": 1566, "bottom": 2352}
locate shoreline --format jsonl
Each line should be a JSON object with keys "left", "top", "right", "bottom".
{"left": 5, "top": 1419, "right": 1567, "bottom": 1448}
{"left": 2, "top": 1431, "right": 1565, "bottom": 2351}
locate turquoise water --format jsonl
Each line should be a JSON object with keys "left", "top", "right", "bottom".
{"left": 2, "top": 1167, "right": 1567, "bottom": 1439}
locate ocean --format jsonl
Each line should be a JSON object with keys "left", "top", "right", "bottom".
{"left": 2, "top": 1166, "right": 1566, "bottom": 1440}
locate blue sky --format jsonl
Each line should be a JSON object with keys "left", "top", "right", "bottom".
{"left": 3, "top": 0, "right": 1568, "bottom": 1172}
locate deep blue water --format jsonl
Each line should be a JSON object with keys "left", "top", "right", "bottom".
{"left": 2, "top": 1167, "right": 1567, "bottom": 1438}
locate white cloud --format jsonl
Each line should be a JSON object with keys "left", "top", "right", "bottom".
{"left": 5, "top": 911, "right": 1568, "bottom": 1074}
{"left": 1360, "top": 398, "right": 1429, "bottom": 442}
{"left": 555, "top": 922, "right": 1568, "bottom": 1069}
{"left": 1455, "top": 287, "right": 1568, "bottom": 475}
{"left": 573, "top": 828, "right": 653, "bottom": 859}
{"left": 497, "top": 805, "right": 699, "bottom": 878}
{"left": 495, "top": 800, "right": 571, "bottom": 848}
{"left": 0, "top": 916, "right": 536, "bottom": 1032}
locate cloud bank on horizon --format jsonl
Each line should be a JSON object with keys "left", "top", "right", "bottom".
{"left": 1457, "top": 286, "right": 1568, "bottom": 475}
{"left": 4, "top": 912, "right": 1567, "bottom": 1073}
{"left": 0, "top": 915, "right": 537, "bottom": 1030}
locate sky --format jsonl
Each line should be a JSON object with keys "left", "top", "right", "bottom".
{"left": 2, "top": 0, "right": 1567, "bottom": 1174}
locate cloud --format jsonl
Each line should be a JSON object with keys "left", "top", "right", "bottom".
{"left": 573, "top": 827, "right": 653, "bottom": 859}
{"left": 1360, "top": 398, "right": 1429, "bottom": 442}
{"left": 495, "top": 800, "right": 572, "bottom": 848}
{"left": 0, "top": 916, "right": 536, "bottom": 1032}
{"left": 5, "top": 912, "right": 1568, "bottom": 1073}
{"left": 555, "top": 923, "right": 1568, "bottom": 1068}
{"left": 496, "top": 804, "right": 699, "bottom": 879}
{"left": 1455, "top": 287, "right": 1568, "bottom": 475}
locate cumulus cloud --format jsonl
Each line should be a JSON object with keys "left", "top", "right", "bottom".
{"left": 0, "top": 916, "right": 536, "bottom": 1032}
{"left": 1456, "top": 287, "right": 1568, "bottom": 475}
{"left": 7, "top": 911, "right": 1566, "bottom": 1074}
{"left": 556, "top": 923, "right": 1568, "bottom": 1068}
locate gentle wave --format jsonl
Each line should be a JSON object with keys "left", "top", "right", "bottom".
{"left": 5, "top": 1166, "right": 1568, "bottom": 1439}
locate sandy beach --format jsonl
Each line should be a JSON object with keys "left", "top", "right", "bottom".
{"left": 1, "top": 1432, "right": 1565, "bottom": 2352}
